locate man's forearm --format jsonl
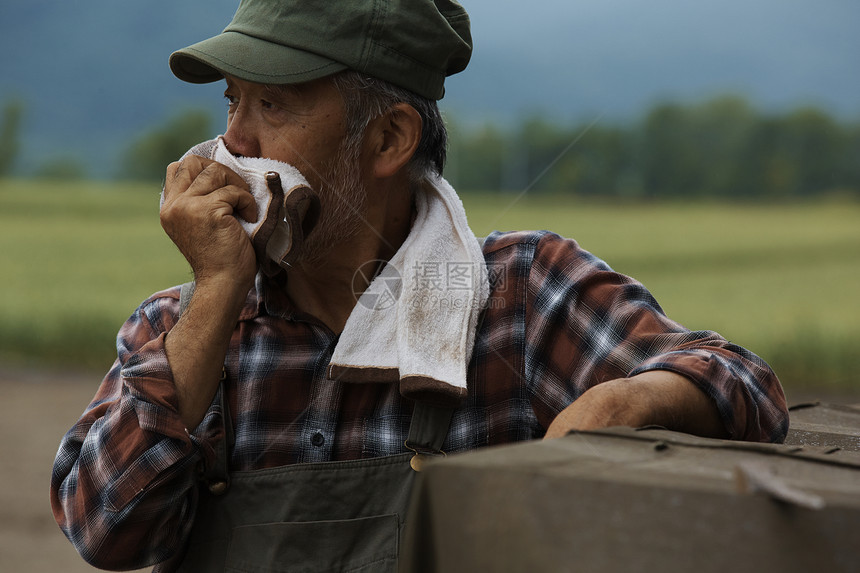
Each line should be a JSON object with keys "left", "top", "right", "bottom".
{"left": 544, "top": 370, "right": 728, "bottom": 440}
{"left": 165, "top": 278, "right": 248, "bottom": 430}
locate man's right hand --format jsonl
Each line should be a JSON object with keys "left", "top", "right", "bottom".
{"left": 161, "top": 156, "right": 258, "bottom": 298}
{"left": 160, "top": 156, "right": 260, "bottom": 429}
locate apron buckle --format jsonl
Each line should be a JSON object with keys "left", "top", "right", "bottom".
{"left": 405, "top": 442, "right": 446, "bottom": 472}
{"left": 208, "top": 478, "right": 230, "bottom": 496}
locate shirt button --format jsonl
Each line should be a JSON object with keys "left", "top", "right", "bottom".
{"left": 311, "top": 432, "right": 325, "bottom": 447}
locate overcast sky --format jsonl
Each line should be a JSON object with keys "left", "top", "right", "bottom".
{"left": 1, "top": 0, "right": 857, "bottom": 173}
{"left": 446, "top": 0, "right": 860, "bottom": 121}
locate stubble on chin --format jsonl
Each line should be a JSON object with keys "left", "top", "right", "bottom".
{"left": 293, "top": 144, "right": 368, "bottom": 268}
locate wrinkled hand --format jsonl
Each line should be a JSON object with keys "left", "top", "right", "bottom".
{"left": 161, "top": 156, "right": 258, "bottom": 295}
{"left": 543, "top": 371, "right": 728, "bottom": 440}
{"left": 544, "top": 378, "right": 651, "bottom": 439}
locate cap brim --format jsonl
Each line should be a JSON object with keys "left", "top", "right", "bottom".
{"left": 169, "top": 30, "right": 348, "bottom": 85}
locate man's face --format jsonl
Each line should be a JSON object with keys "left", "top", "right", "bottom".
{"left": 222, "top": 75, "right": 369, "bottom": 264}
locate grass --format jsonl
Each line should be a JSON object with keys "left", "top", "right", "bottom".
{"left": 2, "top": 178, "right": 858, "bottom": 392}
{"left": 0, "top": 179, "right": 191, "bottom": 370}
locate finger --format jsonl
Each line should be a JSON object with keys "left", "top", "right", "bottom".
{"left": 186, "top": 161, "right": 249, "bottom": 197}
{"left": 163, "top": 160, "right": 193, "bottom": 202}
{"left": 210, "top": 185, "right": 258, "bottom": 223}
{"left": 174, "top": 155, "right": 212, "bottom": 182}
{"left": 165, "top": 161, "right": 182, "bottom": 183}
{"left": 163, "top": 156, "right": 214, "bottom": 202}
{"left": 234, "top": 188, "right": 258, "bottom": 223}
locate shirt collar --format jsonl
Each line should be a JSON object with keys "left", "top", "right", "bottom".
{"left": 241, "top": 271, "right": 327, "bottom": 328}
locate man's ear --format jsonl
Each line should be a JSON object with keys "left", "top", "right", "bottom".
{"left": 366, "top": 103, "right": 422, "bottom": 179}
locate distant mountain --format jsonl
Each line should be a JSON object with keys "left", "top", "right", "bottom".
{"left": 2, "top": 0, "right": 858, "bottom": 177}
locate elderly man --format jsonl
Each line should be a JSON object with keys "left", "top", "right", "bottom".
{"left": 51, "top": 1, "right": 788, "bottom": 571}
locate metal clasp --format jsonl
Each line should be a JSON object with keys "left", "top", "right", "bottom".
{"left": 405, "top": 441, "right": 446, "bottom": 472}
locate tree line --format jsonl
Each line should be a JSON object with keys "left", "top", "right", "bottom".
{"left": 445, "top": 96, "right": 860, "bottom": 199}
{"left": 2, "top": 94, "right": 858, "bottom": 198}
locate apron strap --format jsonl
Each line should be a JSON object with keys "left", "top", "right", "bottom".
{"left": 405, "top": 403, "right": 455, "bottom": 472}
{"left": 204, "top": 372, "right": 234, "bottom": 495}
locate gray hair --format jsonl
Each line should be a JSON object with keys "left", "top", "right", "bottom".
{"left": 331, "top": 71, "right": 448, "bottom": 182}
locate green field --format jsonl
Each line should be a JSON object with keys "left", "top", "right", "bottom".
{"left": 2, "top": 178, "right": 858, "bottom": 393}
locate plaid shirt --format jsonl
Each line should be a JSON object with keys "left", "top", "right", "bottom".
{"left": 51, "top": 230, "right": 788, "bottom": 570}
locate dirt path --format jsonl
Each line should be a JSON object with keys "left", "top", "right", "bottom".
{"left": 0, "top": 369, "right": 148, "bottom": 572}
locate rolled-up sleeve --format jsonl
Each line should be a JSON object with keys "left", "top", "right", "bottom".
{"left": 50, "top": 288, "right": 220, "bottom": 570}
{"left": 523, "top": 232, "right": 788, "bottom": 442}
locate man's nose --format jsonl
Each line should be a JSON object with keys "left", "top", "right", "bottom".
{"left": 222, "top": 108, "right": 260, "bottom": 158}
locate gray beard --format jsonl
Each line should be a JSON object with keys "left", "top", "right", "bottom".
{"left": 293, "top": 143, "right": 368, "bottom": 267}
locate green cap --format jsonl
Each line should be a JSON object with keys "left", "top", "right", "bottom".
{"left": 169, "top": 0, "right": 472, "bottom": 100}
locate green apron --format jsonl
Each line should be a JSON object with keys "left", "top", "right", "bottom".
{"left": 175, "top": 385, "right": 453, "bottom": 573}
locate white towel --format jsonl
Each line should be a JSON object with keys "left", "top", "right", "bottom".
{"left": 170, "top": 138, "right": 487, "bottom": 405}
{"left": 173, "top": 137, "right": 314, "bottom": 272}
{"left": 328, "top": 175, "right": 489, "bottom": 406}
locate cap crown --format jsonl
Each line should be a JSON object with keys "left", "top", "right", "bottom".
{"left": 171, "top": 0, "right": 472, "bottom": 100}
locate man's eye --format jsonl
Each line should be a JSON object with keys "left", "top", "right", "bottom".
{"left": 224, "top": 94, "right": 238, "bottom": 107}
{"left": 261, "top": 100, "right": 274, "bottom": 110}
